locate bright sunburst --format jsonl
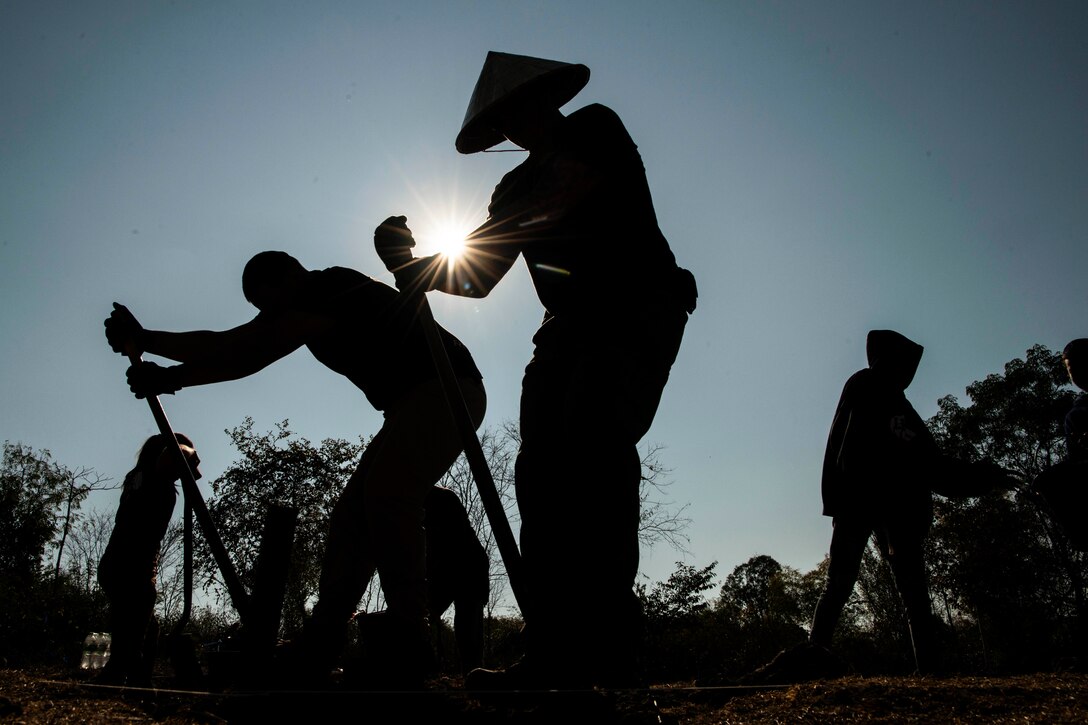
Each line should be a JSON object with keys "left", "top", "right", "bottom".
{"left": 391, "top": 171, "right": 489, "bottom": 266}
{"left": 425, "top": 222, "right": 469, "bottom": 260}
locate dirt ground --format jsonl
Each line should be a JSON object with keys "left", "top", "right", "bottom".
{"left": 1, "top": 667, "right": 1087, "bottom": 724}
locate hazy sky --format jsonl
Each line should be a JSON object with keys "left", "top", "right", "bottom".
{"left": 2, "top": 1, "right": 1085, "bottom": 602}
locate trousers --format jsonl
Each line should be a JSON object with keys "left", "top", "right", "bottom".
{"left": 810, "top": 516, "right": 936, "bottom": 671}
{"left": 311, "top": 377, "right": 486, "bottom": 635}
{"left": 515, "top": 305, "right": 687, "bottom": 679}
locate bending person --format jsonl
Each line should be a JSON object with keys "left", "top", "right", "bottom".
{"left": 104, "top": 251, "right": 484, "bottom": 686}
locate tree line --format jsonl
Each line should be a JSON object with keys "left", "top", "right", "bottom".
{"left": 1, "top": 344, "right": 1082, "bottom": 680}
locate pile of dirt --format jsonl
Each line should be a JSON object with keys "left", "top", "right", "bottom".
{"left": 2, "top": 667, "right": 1087, "bottom": 723}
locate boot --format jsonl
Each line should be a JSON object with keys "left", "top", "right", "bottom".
{"left": 342, "top": 610, "right": 435, "bottom": 690}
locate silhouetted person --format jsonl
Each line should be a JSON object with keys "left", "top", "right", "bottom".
{"left": 97, "top": 433, "right": 200, "bottom": 687}
{"left": 375, "top": 51, "right": 697, "bottom": 689}
{"left": 809, "top": 330, "right": 940, "bottom": 673}
{"left": 1065, "top": 340, "right": 1088, "bottom": 463}
{"left": 1032, "top": 338, "right": 1088, "bottom": 551}
{"left": 425, "top": 485, "right": 489, "bottom": 673}
{"left": 103, "top": 252, "right": 485, "bottom": 685}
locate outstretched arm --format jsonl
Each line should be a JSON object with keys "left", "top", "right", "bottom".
{"left": 375, "top": 216, "right": 519, "bottom": 298}
{"left": 157, "top": 312, "right": 318, "bottom": 386}
{"left": 106, "top": 303, "right": 329, "bottom": 395}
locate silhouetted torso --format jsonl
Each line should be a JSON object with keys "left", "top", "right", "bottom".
{"left": 278, "top": 266, "right": 480, "bottom": 410}
{"left": 821, "top": 333, "right": 938, "bottom": 527}
{"left": 483, "top": 105, "right": 679, "bottom": 324}
{"left": 101, "top": 468, "right": 177, "bottom": 574}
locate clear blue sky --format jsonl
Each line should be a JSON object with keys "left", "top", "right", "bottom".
{"left": 2, "top": 1, "right": 1085, "bottom": 596}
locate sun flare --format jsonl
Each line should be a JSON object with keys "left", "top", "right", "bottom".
{"left": 391, "top": 176, "right": 489, "bottom": 266}
{"left": 426, "top": 223, "right": 468, "bottom": 260}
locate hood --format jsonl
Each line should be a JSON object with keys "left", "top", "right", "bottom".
{"left": 456, "top": 51, "right": 590, "bottom": 154}
{"left": 866, "top": 329, "right": 924, "bottom": 391}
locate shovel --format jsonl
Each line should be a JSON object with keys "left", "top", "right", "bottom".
{"left": 375, "top": 239, "right": 529, "bottom": 618}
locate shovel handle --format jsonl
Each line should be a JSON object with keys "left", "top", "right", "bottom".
{"left": 123, "top": 345, "right": 252, "bottom": 622}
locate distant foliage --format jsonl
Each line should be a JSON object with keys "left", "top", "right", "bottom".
{"left": 928, "top": 344, "right": 1072, "bottom": 478}
{"left": 0, "top": 442, "right": 74, "bottom": 584}
{"left": 0, "top": 442, "right": 110, "bottom": 664}
{"left": 716, "top": 556, "right": 818, "bottom": 675}
{"left": 925, "top": 344, "right": 1085, "bottom": 671}
{"left": 196, "top": 418, "right": 362, "bottom": 635}
{"left": 636, "top": 561, "right": 722, "bottom": 680}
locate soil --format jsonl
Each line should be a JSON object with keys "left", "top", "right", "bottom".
{"left": 1, "top": 667, "right": 1087, "bottom": 724}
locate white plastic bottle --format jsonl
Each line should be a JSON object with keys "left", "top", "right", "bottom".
{"left": 79, "top": 633, "right": 95, "bottom": 670}
{"left": 99, "top": 632, "right": 112, "bottom": 668}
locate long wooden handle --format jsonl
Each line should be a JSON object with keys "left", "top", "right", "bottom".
{"left": 124, "top": 349, "right": 252, "bottom": 622}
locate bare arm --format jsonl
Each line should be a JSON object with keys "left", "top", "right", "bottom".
{"left": 146, "top": 310, "right": 331, "bottom": 387}
{"left": 383, "top": 217, "right": 521, "bottom": 299}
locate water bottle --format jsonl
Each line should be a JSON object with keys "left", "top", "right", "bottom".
{"left": 79, "top": 631, "right": 114, "bottom": 671}
{"left": 80, "top": 633, "right": 95, "bottom": 670}
{"left": 99, "top": 632, "right": 112, "bottom": 668}
{"left": 89, "top": 632, "right": 104, "bottom": 669}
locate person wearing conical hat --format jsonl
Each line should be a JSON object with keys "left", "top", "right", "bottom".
{"left": 375, "top": 51, "right": 697, "bottom": 689}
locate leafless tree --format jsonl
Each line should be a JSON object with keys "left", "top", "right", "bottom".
{"left": 52, "top": 466, "right": 114, "bottom": 581}
{"left": 62, "top": 508, "right": 115, "bottom": 592}
{"left": 637, "top": 443, "right": 692, "bottom": 554}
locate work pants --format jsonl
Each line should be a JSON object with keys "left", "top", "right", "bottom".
{"left": 311, "top": 377, "right": 486, "bottom": 646}
{"left": 516, "top": 305, "right": 687, "bottom": 682}
{"left": 809, "top": 517, "right": 936, "bottom": 672}
{"left": 98, "top": 546, "right": 160, "bottom": 684}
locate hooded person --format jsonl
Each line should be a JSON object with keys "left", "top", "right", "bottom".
{"left": 374, "top": 51, "right": 697, "bottom": 689}
{"left": 808, "top": 330, "right": 940, "bottom": 673}
{"left": 741, "top": 332, "right": 1017, "bottom": 685}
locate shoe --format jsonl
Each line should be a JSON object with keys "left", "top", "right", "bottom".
{"left": 341, "top": 611, "right": 434, "bottom": 691}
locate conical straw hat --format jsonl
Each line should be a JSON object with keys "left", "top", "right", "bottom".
{"left": 456, "top": 51, "right": 590, "bottom": 154}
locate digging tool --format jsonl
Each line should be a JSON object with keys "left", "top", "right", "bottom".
{"left": 375, "top": 238, "right": 529, "bottom": 617}
{"left": 122, "top": 346, "right": 253, "bottom": 623}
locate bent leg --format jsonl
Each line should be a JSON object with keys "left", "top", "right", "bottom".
{"left": 311, "top": 378, "right": 485, "bottom": 657}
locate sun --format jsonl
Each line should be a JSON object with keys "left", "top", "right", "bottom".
{"left": 390, "top": 174, "right": 489, "bottom": 264}
{"left": 426, "top": 222, "right": 468, "bottom": 260}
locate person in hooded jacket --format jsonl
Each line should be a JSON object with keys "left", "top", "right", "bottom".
{"left": 808, "top": 330, "right": 940, "bottom": 673}
{"left": 374, "top": 51, "right": 697, "bottom": 689}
